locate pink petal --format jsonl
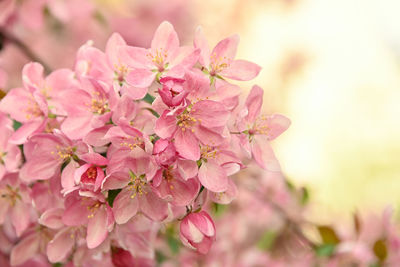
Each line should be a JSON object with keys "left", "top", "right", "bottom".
{"left": 176, "top": 159, "right": 198, "bottom": 180}
{"left": 102, "top": 171, "right": 130, "bottom": 190}
{"left": 251, "top": 136, "right": 281, "bottom": 172}
{"left": 194, "top": 26, "right": 211, "bottom": 67}
{"left": 209, "top": 178, "right": 238, "bottom": 204}
{"left": 39, "top": 208, "right": 65, "bottom": 229}
{"left": 62, "top": 160, "right": 79, "bottom": 191}
{"left": 113, "top": 189, "right": 139, "bottom": 224}
{"left": 192, "top": 100, "right": 229, "bottom": 128}
{"left": 154, "top": 111, "right": 177, "bottom": 139}
{"left": 151, "top": 21, "right": 179, "bottom": 53}
{"left": 188, "top": 211, "right": 215, "bottom": 237}
{"left": 80, "top": 152, "right": 108, "bottom": 166}
{"left": 61, "top": 115, "right": 93, "bottom": 140}
{"left": 169, "top": 178, "right": 200, "bottom": 206}
{"left": 9, "top": 119, "right": 44, "bottom": 144}
{"left": 62, "top": 200, "right": 89, "bottom": 226}
{"left": 198, "top": 161, "right": 228, "bottom": 193}
{"left": 211, "top": 34, "right": 239, "bottom": 62}
{"left": 22, "top": 62, "right": 44, "bottom": 92}
{"left": 11, "top": 200, "right": 30, "bottom": 236}
{"left": 19, "top": 156, "right": 60, "bottom": 182}
{"left": 126, "top": 69, "right": 156, "bottom": 88}
{"left": 245, "top": 85, "right": 264, "bottom": 123}
{"left": 139, "top": 191, "right": 168, "bottom": 221}
{"left": 174, "top": 129, "right": 200, "bottom": 161}
{"left": 267, "top": 114, "right": 291, "bottom": 140}
{"left": 83, "top": 125, "right": 112, "bottom": 147}
{"left": 10, "top": 233, "right": 40, "bottom": 266}
{"left": 122, "top": 84, "right": 148, "bottom": 100}
{"left": 220, "top": 59, "right": 261, "bottom": 81}
{"left": 87, "top": 207, "right": 108, "bottom": 249}
{"left": 47, "top": 227, "right": 75, "bottom": 263}
{"left": 106, "top": 32, "right": 127, "bottom": 67}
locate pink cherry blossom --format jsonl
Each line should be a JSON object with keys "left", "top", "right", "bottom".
{"left": 194, "top": 27, "right": 261, "bottom": 81}
{"left": 123, "top": 21, "right": 200, "bottom": 88}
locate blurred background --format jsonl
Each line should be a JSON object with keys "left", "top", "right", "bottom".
{"left": 1, "top": 0, "right": 400, "bottom": 224}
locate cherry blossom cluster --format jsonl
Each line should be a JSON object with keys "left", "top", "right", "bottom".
{"left": 0, "top": 21, "right": 291, "bottom": 266}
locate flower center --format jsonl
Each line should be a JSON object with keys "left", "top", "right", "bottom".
{"left": 147, "top": 48, "right": 168, "bottom": 72}
{"left": 119, "top": 136, "right": 145, "bottom": 150}
{"left": 51, "top": 145, "right": 74, "bottom": 162}
{"left": 210, "top": 53, "right": 230, "bottom": 75}
{"left": 128, "top": 171, "right": 147, "bottom": 199}
{"left": 177, "top": 113, "right": 197, "bottom": 132}
{"left": 0, "top": 185, "right": 20, "bottom": 207}
{"left": 25, "top": 98, "right": 43, "bottom": 120}
{"left": 200, "top": 145, "right": 218, "bottom": 160}
{"left": 249, "top": 115, "right": 270, "bottom": 135}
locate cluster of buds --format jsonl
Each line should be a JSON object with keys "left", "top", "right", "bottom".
{"left": 0, "top": 21, "right": 290, "bottom": 266}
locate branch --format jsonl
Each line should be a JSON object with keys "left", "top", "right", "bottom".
{"left": 0, "top": 28, "right": 51, "bottom": 73}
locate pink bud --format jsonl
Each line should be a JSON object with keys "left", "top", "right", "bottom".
{"left": 158, "top": 77, "right": 187, "bottom": 107}
{"left": 179, "top": 211, "right": 216, "bottom": 254}
{"left": 153, "top": 139, "right": 177, "bottom": 166}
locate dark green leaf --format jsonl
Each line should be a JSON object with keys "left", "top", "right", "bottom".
{"left": 12, "top": 120, "right": 22, "bottom": 131}
{"left": 142, "top": 93, "right": 156, "bottom": 104}
{"left": 107, "top": 189, "right": 122, "bottom": 207}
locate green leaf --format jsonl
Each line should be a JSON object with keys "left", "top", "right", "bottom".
{"left": 52, "top": 263, "right": 63, "bottom": 267}
{"left": 167, "top": 235, "right": 180, "bottom": 254}
{"left": 12, "top": 120, "right": 22, "bottom": 131}
{"left": 373, "top": 239, "right": 388, "bottom": 262}
{"left": 107, "top": 189, "right": 122, "bottom": 207}
{"left": 317, "top": 226, "right": 340, "bottom": 245}
{"left": 257, "top": 230, "right": 277, "bottom": 251}
{"left": 142, "top": 93, "right": 156, "bottom": 104}
{"left": 315, "top": 243, "right": 336, "bottom": 257}
{"left": 212, "top": 202, "right": 227, "bottom": 217}
{"left": 155, "top": 250, "right": 167, "bottom": 264}
{"left": 300, "top": 186, "right": 309, "bottom": 205}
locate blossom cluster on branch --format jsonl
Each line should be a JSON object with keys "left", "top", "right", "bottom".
{"left": 0, "top": 21, "right": 291, "bottom": 266}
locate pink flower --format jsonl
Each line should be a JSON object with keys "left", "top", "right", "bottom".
{"left": 152, "top": 138, "right": 177, "bottom": 166}
{"left": 235, "top": 85, "right": 290, "bottom": 171}
{"left": 0, "top": 173, "right": 31, "bottom": 237}
{"left": 0, "top": 113, "right": 21, "bottom": 180}
{"left": 103, "top": 149, "right": 168, "bottom": 223}
{"left": 158, "top": 77, "right": 188, "bottom": 107}
{"left": 155, "top": 100, "right": 230, "bottom": 160}
{"left": 58, "top": 77, "right": 118, "bottom": 140}
{"left": 61, "top": 152, "right": 108, "bottom": 194}
{"left": 123, "top": 21, "right": 199, "bottom": 88}
{"left": 20, "top": 131, "right": 88, "bottom": 182}
{"left": 0, "top": 86, "right": 48, "bottom": 144}
{"left": 152, "top": 165, "right": 200, "bottom": 207}
{"left": 197, "top": 144, "right": 243, "bottom": 192}
{"left": 194, "top": 27, "right": 261, "bottom": 81}
{"left": 61, "top": 191, "right": 114, "bottom": 249}
{"left": 180, "top": 211, "right": 216, "bottom": 254}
